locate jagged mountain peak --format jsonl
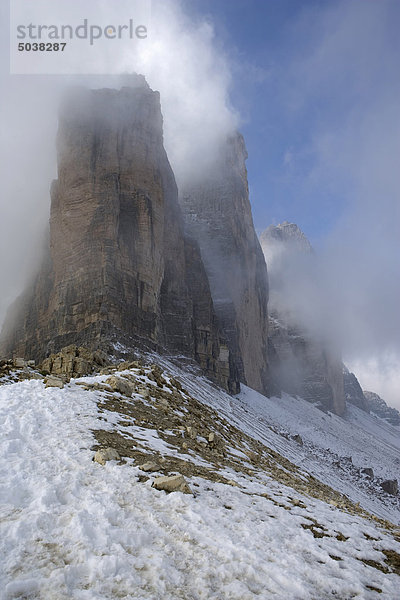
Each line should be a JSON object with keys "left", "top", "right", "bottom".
{"left": 260, "top": 221, "right": 313, "bottom": 258}
{"left": 343, "top": 365, "right": 370, "bottom": 412}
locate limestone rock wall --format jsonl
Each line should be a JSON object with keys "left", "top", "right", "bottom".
{"left": 0, "top": 82, "right": 238, "bottom": 392}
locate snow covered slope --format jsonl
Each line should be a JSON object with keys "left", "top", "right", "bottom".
{"left": 166, "top": 359, "right": 399, "bottom": 523}
{"left": 1, "top": 358, "right": 399, "bottom": 599}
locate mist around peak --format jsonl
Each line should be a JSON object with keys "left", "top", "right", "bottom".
{"left": 0, "top": 0, "right": 239, "bottom": 329}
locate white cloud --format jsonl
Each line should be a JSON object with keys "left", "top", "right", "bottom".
{"left": 133, "top": 0, "right": 238, "bottom": 185}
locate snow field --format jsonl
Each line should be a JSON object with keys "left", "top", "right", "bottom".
{"left": 1, "top": 377, "right": 400, "bottom": 599}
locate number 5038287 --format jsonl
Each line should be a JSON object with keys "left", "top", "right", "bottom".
{"left": 18, "top": 42, "right": 67, "bottom": 51}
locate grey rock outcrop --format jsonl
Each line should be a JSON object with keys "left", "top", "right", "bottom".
{"left": 361, "top": 468, "right": 374, "bottom": 478}
{"left": 138, "top": 461, "right": 160, "bottom": 473}
{"left": 179, "top": 133, "right": 271, "bottom": 395}
{"left": 380, "top": 479, "right": 398, "bottom": 496}
{"left": 364, "top": 391, "right": 400, "bottom": 426}
{"left": 0, "top": 81, "right": 238, "bottom": 393}
{"left": 44, "top": 376, "right": 64, "bottom": 389}
{"left": 106, "top": 375, "right": 135, "bottom": 397}
{"left": 261, "top": 223, "right": 345, "bottom": 415}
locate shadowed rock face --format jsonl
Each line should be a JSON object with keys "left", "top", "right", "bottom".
{"left": 179, "top": 133, "right": 271, "bottom": 395}
{"left": 0, "top": 81, "right": 239, "bottom": 393}
{"left": 261, "top": 223, "right": 345, "bottom": 416}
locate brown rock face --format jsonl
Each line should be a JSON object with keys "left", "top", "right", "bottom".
{"left": 179, "top": 134, "right": 271, "bottom": 395}
{"left": 0, "top": 81, "right": 238, "bottom": 392}
{"left": 260, "top": 223, "right": 345, "bottom": 416}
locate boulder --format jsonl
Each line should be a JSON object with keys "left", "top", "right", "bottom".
{"left": 292, "top": 434, "right": 303, "bottom": 446}
{"left": 380, "top": 479, "right": 398, "bottom": 496}
{"left": 136, "top": 384, "right": 151, "bottom": 399}
{"left": 186, "top": 426, "right": 197, "bottom": 440}
{"left": 361, "top": 468, "right": 374, "bottom": 478}
{"left": 13, "top": 358, "right": 26, "bottom": 368}
{"left": 94, "top": 447, "right": 120, "bottom": 466}
{"left": 44, "top": 376, "right": 64, "bottom": 389}
{"left": 106, "top": 375, "right": 135, "bottom": 397}
{"left": 152, "top": 474, "right": 191, "bottom": 494}
{"left": 138, "top": 461, "right": 160, "bottom": 473}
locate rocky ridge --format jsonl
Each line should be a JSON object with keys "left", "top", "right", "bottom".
{"left": 267, "top": 314, "right": 344, "bottom": 414}
{"left": 364, "top": 390, "right": 400, "bottom": 427}
{"left": 3, "top": 350, "right": 397, "bottom": 514}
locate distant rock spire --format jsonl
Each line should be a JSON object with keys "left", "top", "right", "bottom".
{"left": 179, "top": 132, "right": 272, "bottom": 396}
{"left": 260, "top": 221, "right": 345, "bottom": 415}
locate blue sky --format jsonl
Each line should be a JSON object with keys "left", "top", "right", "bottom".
{"left": 186, "top": 0, "right": 400, "bottom": 244}
{"left": 187, "top": 0, "right": 340, "bottom": 242}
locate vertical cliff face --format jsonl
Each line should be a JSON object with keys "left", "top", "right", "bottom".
{"left": 0, "top": 81, "right": 238, "bottom": 392}
{"left": 261, "top": 223, "right": 345, "bottom": 415}
{"left": 179, "top": 133, "right": 271, "bottom": 395}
